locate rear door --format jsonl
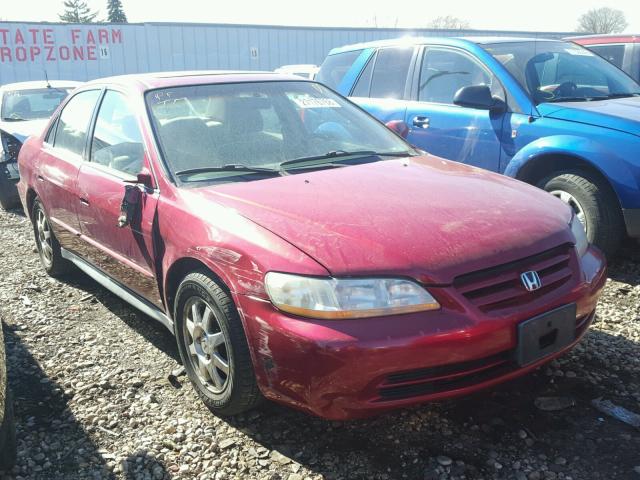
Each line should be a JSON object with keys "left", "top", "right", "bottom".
{"left": 403, "top": 46, "right": 505, "bottom": 171}
{"left": 37, "top": 89, "right": 102, "bottom": 249}
{"left": 75, "top": 89, "right": 162, "bottom": 307}
{"left": 349, "top": 46, "right": 417, "bottom": 125}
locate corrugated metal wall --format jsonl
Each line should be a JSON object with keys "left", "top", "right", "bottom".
{"left": 0, "top": 21, "right": 575, "bottom": 83}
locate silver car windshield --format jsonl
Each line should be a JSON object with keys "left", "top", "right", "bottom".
{"left": 1, "top": 88, "right": 71, "bottom": 121}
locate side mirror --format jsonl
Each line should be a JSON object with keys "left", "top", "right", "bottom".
{"left": 385, "top": 119, "right": 409, "bottom": 139}
{"left": 118, "top": 169, "right": 153, "bottom": 228}
{"left": 453, "top": 85, "right": 504, "bottom": 111}
{"left": 124, "top": 169, "right": 154, "bottom": 192}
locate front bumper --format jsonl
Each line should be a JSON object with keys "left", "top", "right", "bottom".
{"left": 238, "top": 247, "right": 607, "bottom": 420}
{"left": 623, "top": 208, "right": 640, "bottom": 238}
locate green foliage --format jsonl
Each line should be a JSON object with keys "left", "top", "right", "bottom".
{"left": 107, "top": 0, "right": 128, "bottom": 23}
{"left": 58, "top": 0, "right": 98, "bottom": 23}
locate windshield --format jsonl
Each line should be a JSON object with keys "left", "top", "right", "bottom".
{"left": 483, "top": 41, "right": 640, "bottom": 103}
{"left": 146, "top": 81, "right": 412, "bottom": 184}
{"left": 1, "top": 88, "right": 72, "bottom": 121}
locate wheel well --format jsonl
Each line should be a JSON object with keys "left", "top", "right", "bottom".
{"left": 515, "top": 154, "right": 622, "bottom": 207}
{"left": 164, "top": 257, "right": 231, "bottom": 318}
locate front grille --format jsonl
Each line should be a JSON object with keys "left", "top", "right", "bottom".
{"left": 377, "top": 350, "right": 515, "bottom": 401}
{"left": 454, "top": 244, "right": 574, "bottom": 315}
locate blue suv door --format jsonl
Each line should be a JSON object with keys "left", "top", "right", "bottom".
{"left": 403, "top": 46, "right": 506, "bottom": 171}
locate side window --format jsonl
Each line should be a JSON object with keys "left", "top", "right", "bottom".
{"left": 589, "top": 44, "right": 626, "bottom": 70}
{"left": 351, "top": 53, "right": 375, "bottom": 97}
{"left": 90, "top": 90, "right": 145, "bottom": 176}
{"left": 316, "top": 50, "right": 363, "bottom": 90}
{"left": 419, "top": 48, "right": 497, "bottom": 104}
{"left": 369, "top": 47, "right": 414, "bottom": 99}
{"left": 53, "top": 90, "right": 101, "bottom": 157}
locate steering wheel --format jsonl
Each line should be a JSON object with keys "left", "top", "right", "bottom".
{"left": 554, "top": 81, "right": 578, "bottom": 99}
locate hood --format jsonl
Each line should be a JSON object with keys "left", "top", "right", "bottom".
{"left": 538, "top": 96, "right": 640, "bottom": 136}
{"left": 0, "top": 119, "right": 48, "bottom": 143}
{"left": 191, "top": 156, "right": 574, "bottom": 284}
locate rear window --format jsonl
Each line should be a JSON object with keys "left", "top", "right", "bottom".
{"left": 316, "top": 50, "right": 362, "bottom": 90}
{"left": 588, "top": 44, "right": 626, "bottom": 69}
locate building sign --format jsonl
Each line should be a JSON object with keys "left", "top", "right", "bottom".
{"left": 0, "top": 27, "right": 123, "bottom": 62}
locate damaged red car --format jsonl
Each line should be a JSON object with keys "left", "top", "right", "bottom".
{"left": 17, "top": 72, "right": 606, "bottom": 420}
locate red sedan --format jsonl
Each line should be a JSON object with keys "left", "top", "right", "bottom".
{"left": 17, "top": 72, "right": 606, "bottom": 420}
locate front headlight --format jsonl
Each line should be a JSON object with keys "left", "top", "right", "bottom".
{"left": 264, "top": 272, "right": 440, "bottom": 319}
{"left": 570, "top": 215, "right": 588, "bottom": 257}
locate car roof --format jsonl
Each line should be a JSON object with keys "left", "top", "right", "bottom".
{"left": 567, "top": 34, "right": 640, "bottom": 44}
{"left": 327, "top": 36, "right": 563, "bottom": 54}
{"left": 83, "top": 70, "right": 310, "bottom": 91}
{"left": 0, "top": 80, "right": 81, "bottom": 91}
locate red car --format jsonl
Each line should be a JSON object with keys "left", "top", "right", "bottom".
{"left": 17, "top": 72, "right": 606, "bottom": 420}
{"left": 568, "top": 34, "right": 640, "bottom": 82}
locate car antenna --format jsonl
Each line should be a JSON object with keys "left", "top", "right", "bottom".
{"left": 44, "top": 70, "right": 51, "bottom": 89}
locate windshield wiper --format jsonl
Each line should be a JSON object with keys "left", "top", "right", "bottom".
{"left": 546, "top": 96, "right": 602, "bottom": 103}
{"left": 174, "top": 164, "right": 282, "bottom": 177}
{"left": 605, "top": 92, "right": 640, "bottom": 99}
{"left": 279, "top": 150, "right": 413, "bottom": 170}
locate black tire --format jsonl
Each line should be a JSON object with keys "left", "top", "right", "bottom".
{"left": 0, "top": 172, "right": 19, "bottom": 210}
{"left": 31, "top": 198, "right": 71, "bottom": 277}
{"left": 539, "top": 170, "right": 624, "bottom": 258}
{"left": 0, "top": 388, "right": 17, "bottom": 470}
{"left": 174, "top": 271, "right": 261, "bottom": 416}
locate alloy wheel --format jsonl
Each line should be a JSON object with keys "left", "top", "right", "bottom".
{"left": 36, "top": 208, "right": 53, "bottom": 265}
{"left": 182, "top": 297, "right": 231, "bottom": 394}
{"left": 550, "top": 189, "right": 587, "bottom": 231}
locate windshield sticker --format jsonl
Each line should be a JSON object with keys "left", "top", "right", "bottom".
{"left": 292, "top": 97, "right": 341, "bottom": 109}
{"left": 565, "top": 48, "right": 593, "bottom": 56}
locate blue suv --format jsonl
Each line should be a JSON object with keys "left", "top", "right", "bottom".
{"left": 317, "top": 37, "right": 640, "bottom": 256}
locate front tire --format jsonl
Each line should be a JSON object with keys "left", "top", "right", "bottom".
{"left": 31, "top": 198, "right": 71, "bottom": 277}
{"left": 174, "top": 271, "right": 261, "bottom": 416}
{"left": 539, "top": 170, "right": 624, "bottom": 258}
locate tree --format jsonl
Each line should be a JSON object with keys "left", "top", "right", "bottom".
{"left": 107, "top": 0, "right": 127, "bottom": 23}
{"left": 428, "top": 15, "right": 470, "bottom": 30}
{"left": 577, "top": 7, "right": 628, "bottom": 34}
{"left": 58, "top": 0, "right": 98, "bottom": 23}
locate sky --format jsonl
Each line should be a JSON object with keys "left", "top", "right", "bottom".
{"left": 2, "top": 0, "right": 640, "bottom": 33}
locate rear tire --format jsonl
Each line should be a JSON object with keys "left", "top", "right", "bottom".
{"left": 174, "top": 271, "right": 261, "bottom": 416}
{"left": 31, "top": 198, "right": 71, "bottom": 277}
{"left": 539, "top": 170, "right": 624, "bottom": 258}
{"left": 0, "top": 388, "right": 17, "bottom": 470}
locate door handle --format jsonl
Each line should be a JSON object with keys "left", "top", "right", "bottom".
{"left": 412, "top": 116, "right": 430, "bottom": 128}
{"left": 79, "top": 197, "right": 90, "bottom": 206}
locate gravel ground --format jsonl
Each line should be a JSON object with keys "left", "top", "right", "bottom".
{"left": 0, "top": 206, "right": 638, "bottom": 480}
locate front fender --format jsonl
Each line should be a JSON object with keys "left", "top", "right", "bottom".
{"left": 504, "top": 135, "right": 640, "bottom": 209}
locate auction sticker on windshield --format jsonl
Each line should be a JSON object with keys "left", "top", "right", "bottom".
{"left": 292, "top": 97, "right": 341, "bottom": 108}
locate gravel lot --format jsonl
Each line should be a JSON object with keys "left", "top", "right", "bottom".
{"left": 0, "top": 206, "right": 638, "bottom": 480}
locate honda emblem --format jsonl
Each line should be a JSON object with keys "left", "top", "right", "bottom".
{"left": 520, "top": 271, "right": 542, "bottom": 292}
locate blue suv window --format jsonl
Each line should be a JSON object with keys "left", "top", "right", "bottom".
{"left": 316, "top": 50, "right": 363, "bottom": 90}
{"left": 418, "top": 48, "right": 497, "bottom": 104}
{"left": 369, "top": 47, "right": 414, "bottom": 99}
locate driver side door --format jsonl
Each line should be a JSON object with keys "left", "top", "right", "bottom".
{"left": 404, "top": 46, "right": 505, "bottom": 171}
{"left": 75, "top": 89, "right": 163, "bottom": 308}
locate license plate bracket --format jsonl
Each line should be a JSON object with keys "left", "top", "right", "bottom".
{"left": 516, "top": 304, "right": 576, "bottom": 366}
